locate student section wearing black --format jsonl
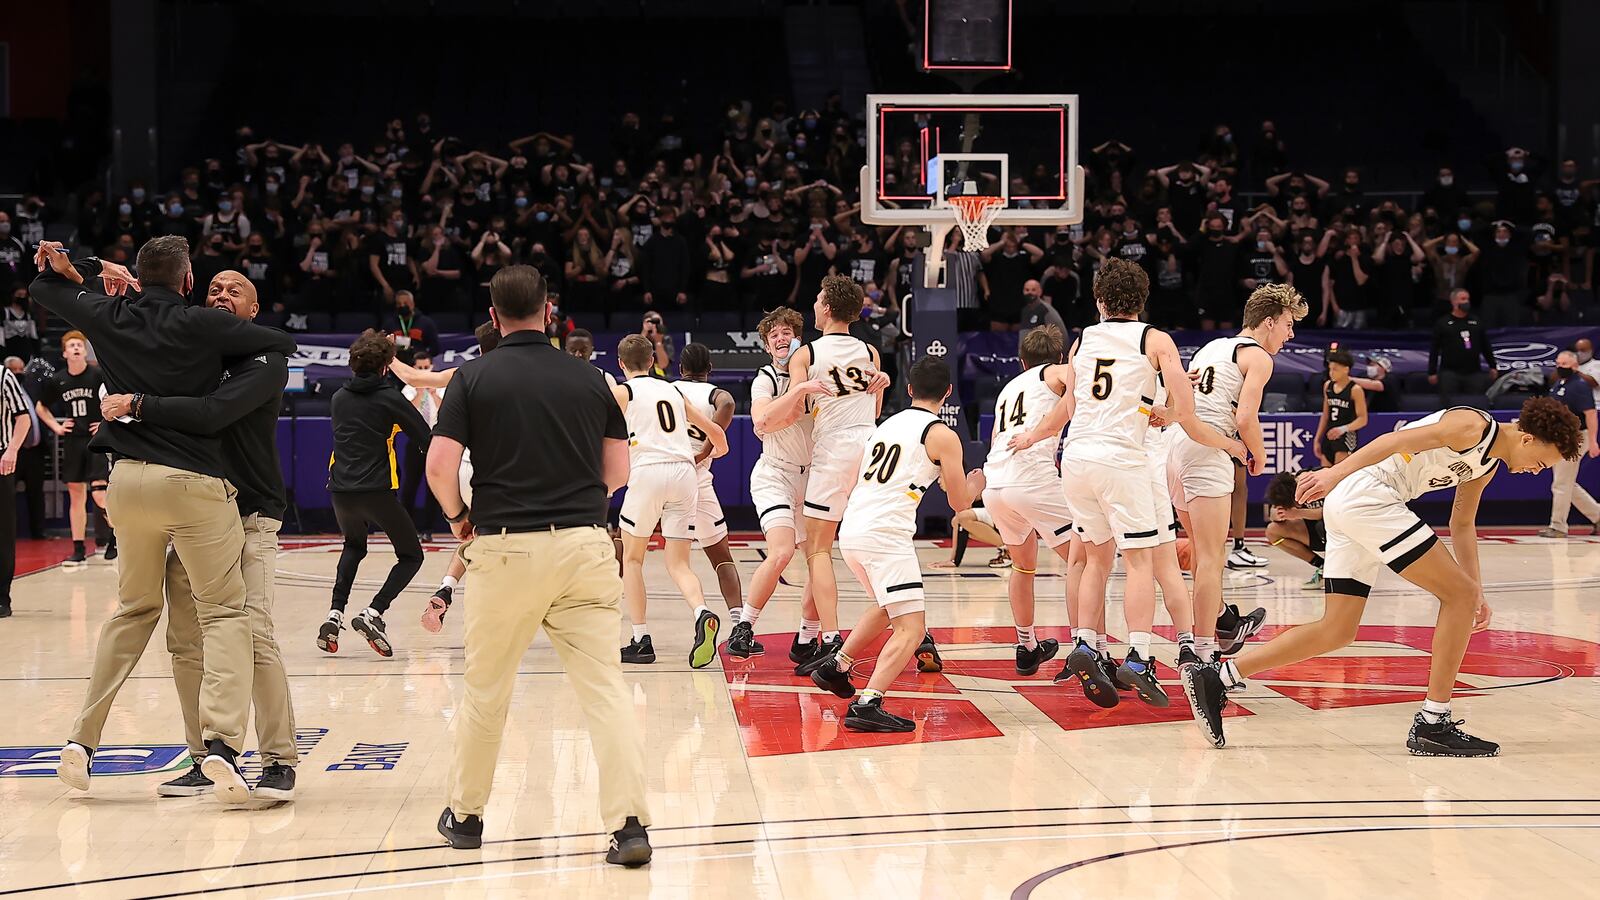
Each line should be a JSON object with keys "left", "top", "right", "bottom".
{"left": 326, "top": 372, "right": 432, "bottom": 629}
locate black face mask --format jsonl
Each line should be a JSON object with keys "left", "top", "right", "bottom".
{"left": 1558, "top": 366, "right": 1575, "bottom": 379}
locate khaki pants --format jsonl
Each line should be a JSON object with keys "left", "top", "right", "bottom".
{"left": 1549, "top": 435, "right": 1600, "bottom": 532}
{"left": 449, "top": 526, "right": 649, "bottom": 833}
{"left": 70, "top": 461, "right": 254, "bottom": 752}
{"left": 166, "top": 514, "right": 298, "bottom": 765}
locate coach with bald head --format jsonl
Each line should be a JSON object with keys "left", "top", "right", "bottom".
{"left": 102, "top": 270, "right": 299, "bottom": 800}
{"left": 31, "top": 237, "right": 298, "bottom": 803}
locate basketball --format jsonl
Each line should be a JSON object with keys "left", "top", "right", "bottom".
{"left": 1175, "top": 536, "right": 1195, "bottom": 571}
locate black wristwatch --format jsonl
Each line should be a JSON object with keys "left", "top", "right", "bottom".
{"left": 445, "top": 506, "right": 470, "bottom": 524}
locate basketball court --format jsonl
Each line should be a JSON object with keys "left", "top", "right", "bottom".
{"left": 2, "top": 533, "right": 1599, "bottom": 898}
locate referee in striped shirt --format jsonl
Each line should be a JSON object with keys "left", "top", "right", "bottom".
{"left": 0, "top": 364, "right": 31, "bottom": 618}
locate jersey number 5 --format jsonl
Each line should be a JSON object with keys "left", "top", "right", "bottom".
{"left": 1091, "top": 358, "right": 1115, "bottom": 400}
{"left": 863, "top": 441, "right": 902, "bottom": 483}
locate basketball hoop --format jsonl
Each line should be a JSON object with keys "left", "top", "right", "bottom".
{"left": 949, "top": 195, "right": 1005, "bottom": 251}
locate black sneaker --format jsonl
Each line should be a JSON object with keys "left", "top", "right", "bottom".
{"left": 438, "top": 807, "right": 483, "bottom": 849}
{"left": 157, "top": 763, "right": 213, "bottom": 797}
{"left": 63, "top": 546, "right": 86, "bottom": 568}
{"left": 103, "top": 536, "right": 118, "bottom": 562}
{"left": 689, "top": 608, "right": 721, "bottom": 669}
{"left": 421, "top": 586, "right": 452, "bottom": 634}
{"left": 1176, "top": 645, "right": 1201, "bottom": 669}
{"left": 351, "top": 608, "right": 393, "bottom": 657}
{"left": 255, "top": 764, "right": 296, "bottom": 801}
{"left": 726, "top": 621, "right": 764, "bottom": 658}
{"left": 606, "top": 816, "right": 652, "bottom": 867}
{"left": 1216, "top": 604, "right": 1267, "bottom": 655}
{"left": 915, "top": 633, "right": 943, "bottom": 673}
{"left": 1062, "top": 640, "right": 1120, "bottom": 708}
{"left": 1101, "top": 653, "right": 1133, "bottom": 692}
{"left": 809, "top": 658, "right": 856, "bottom": 699}
{"left": 794, "top": 634, "right": 845, "bottom": 676}
{"left": 1406, "top": 714, "right": 1500, "bottom": 758}
{"left": 1180, "top": 662, "right": 1229, "bottom": 748}
{"left": 844, "top": 695, "right": 916, "bottom": 733}
{"left": 0, "top": 604, "right": 11, "bottom": 619}
{"left": 789, "top": 633, "right": 818, "bottom": 665}
{"left": 621, "top": 635, "right": 656, "bottom": 664}
{"left": 200, "top": 739, "right": 251, "bottom": 805}
{"left": 1115, "top": 650, "right": 1171, "bottom": 708}
{"left": 1015, "top": 638, "right": 1060, "bottom": 676}
{"left": 316, "top": 612, "right": 343, "bottom": 654}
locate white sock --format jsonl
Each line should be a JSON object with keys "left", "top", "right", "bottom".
{"left": 1177, "top": 630, "right": 1195, "bottom": 649}
{"left": 823, "top": 630, "right": 841, "bottom": 643}
{"left": 1095, "top": 636, "right": 1108, "bottom": 655}
{"left": 1420, "top": 698, "right": 1451, "bottom": 723}
{"left": 441, "top": 575, "right": 459, "bottom": 591}
{"left": 1074, "top": 628, "right": 1098, "bottom": 647}
{"left": 1220, "top": 659, "right": 1243, "bottom": 688}
{"left": 694, "top": 604, "right": 711, "bottom": 619}
{"left": 740, "top": 604, "right": 761, "bottom": 627}
{"left": 631, "top": 624, "right": 650, "bottom": 641}
{"left": 727, "top": 606, "right": 741, "bottom": 625}
{"left": 1195, "top": 635, "right": 1219, "bottom": 658}
{"left": 799, "top": 619, "right": 822, "bottom": 642}
{"left": 1016, "top": 625, "right": 1037, "bottom": 650}
{"left": 328, "top": 609, "right": 344, "bottom": 623}
{"left": 1129, "top": 631, "right": 1153, "bottom": 659}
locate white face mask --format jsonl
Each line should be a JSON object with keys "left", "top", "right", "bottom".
{"left": 1365, "top": 364, "right": 1380, "bottom": 378}
{"left": 1439, "top": 176, "right": 1454, "bottom": 187}
{"left": 1580, "top": 351, "right": 1594, "bottom": 364}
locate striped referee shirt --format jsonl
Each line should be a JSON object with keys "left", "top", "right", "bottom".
{"left": 945, "top": 250, "right": 980, "bottom": 310}
{"left": 0, "top": 368, "right": 29, "bottom": 453}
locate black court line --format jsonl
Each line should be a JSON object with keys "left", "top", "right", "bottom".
{"left": 1010, "top": 821, "right": 1600, "bottom": 898}
{"left": 9, "top": 803, "right": 1598, "bottom": 898}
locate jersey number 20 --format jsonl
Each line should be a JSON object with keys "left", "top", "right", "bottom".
{"left": 863, "top": 441, "right": 902, "bottom": 483}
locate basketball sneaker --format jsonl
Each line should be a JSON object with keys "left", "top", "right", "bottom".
{"left": 843, "top": 695, "right": 915, "bottom": 733}
{"left": 157, "top": 763, "right": 213, "bottom": 797}
{"left": 1226, "top": 544, "right": 1268, "bottom": 569}
{"left": 1216, "top": 603, "right": 1267, "bottom": 655}
{"left": 689, "top": 608, "right": 721, "bottom": 669}
{"left": 200, "top": 739, "right": 251, "bottom": 805}
{"left": 725, "top": 621, "right": 764, "bottom": 658}
{"left": 421, "top": 586, "right": 452, "bottom": 634}
{"left": 350, "top": 608, "right": 393, "bottom": 658}
{"left": 987, "top": 547, "right": 1012, "bottom": 569}
{"left": 316, "top": 610, "right": 343, "bottom": 654}
{"left": 794, "top": 634, "right": 845, "bottom": 676}
{"left": 1405, "top": 714, "right": 1500, "bottom": 758}
{"left": 1015, "top": 637, "right": 1060, "bottom": 676}
{"left": 1180, "top": 661, "right": 1229, "bottom": 748}
{"left": 606, "top": 816, "right": 652, "bottom": 867}
{"left": 437, "top": 808, "right": 483, "bottom": 849}
{"left": 1062, "top": 640, "right": 1120, "bottom": 708}
{"left": 63, "top": 543, "right": 87, "bottom": 568}
{"left": 103, "top": 536, "right": 118, "bottom": 562}
{"left": 1303, "top": 568, "right": 1324, "bottom": 591}
{"left": 1176, "top": 645, "right": 1202, "bottom": 670}
{"left": 1102, "top": 652, "right": 1133, "bottom": 692}
{"left": 788, "top": 633, "right": 818, "bottom": 665}
{"left": 810, "top": 658, "right": 856, "bottom": 699}
{"left": 256, "top": 765, "right": 297, "bottom": 802}
{"left": 915, "top": 633, "right": 943, "bottom": 673}
{"left": 1115, "top": 649, "right": 1170, "bottom": 707}
{"left": 621, "top": 635, "right": 656, "bottom": 664}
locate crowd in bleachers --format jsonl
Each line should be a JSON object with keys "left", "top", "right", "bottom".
{"left": 2, "top": 100, "right": 1598, "bottom": 355}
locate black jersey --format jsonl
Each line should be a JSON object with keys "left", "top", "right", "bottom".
{"left": 1325, "top": 379, "right": 1357, "bottom": 430}
{"left": 42, "top": 367, "right": 104, "bottom": 437}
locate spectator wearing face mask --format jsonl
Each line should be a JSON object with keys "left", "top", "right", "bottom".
{"left": 193, "top": 234, "right": 233, "bottom": 299}
{"left": 4, "top": 290, "right": 38, "bottom": 361}
{"left": 1153, "top": 161, "right": 1210, "bottom": 232}
{"left": 1540, "top": 350, "right": 1600, "bottom": 538}
{"left": 1265, "top": 171, "right": 1330, "bottom": 219}
{"left": 1325, "top": 227, "right": 1371, "bottom": 329}
{"left": 1428, "top": 289, "right": 1498, "bottom": 397}
{"left": 370, "top": 211, "right": 418, "bottom": 306}
{"left": 1477, "top": 221, "right": 1530, "bottom": 327}
{"left": 419, "top": 225, "right": 466, "bottom": 313}
{"left": 0, "top": 213, "right": 32, "bottom": 298}
{"left": 1195, "top": 213, "right": 1246, "bottom": 329}
{"left": 1490, "top": 147, "right": 1546, "bottom": 224}
{"left": 238, "top": 233, "right": 280, "bottom": 312}
{"left": 202, "top": 191, "right": 251, "bottom": 255}
{"left": 1423, "top": 231, "right": 1480, "bottom": 319}
{"left": 791, "top": 216, "right": 838, "bottom": 307}
{"left": 979, "top": 228, "right": 1044, "bottom": 331}
{"left": 153, "top": 195, "right": 197, "bottom": 242}
{"left": 1370, "top": 232, "right": 1425, "bottom": 327}
{"left": 1351, "top": 355, "right": 1396, "bottom": 414}
{"left": 1018, "top": 279, "right": 1065, "bottom": 342}
{"left": 383, "top": 291, "right": 440, "bottom": 357}
{"left": 1575, "top": 339, "right": 1600, "bottom": 404}
{"left": 639, "top": 210, "right": 691, "bottom": 309}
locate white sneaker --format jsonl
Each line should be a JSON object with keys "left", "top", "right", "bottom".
{"left": 1226, "top": 546, "right": 1268, "bottom": 569}
{"left": 57, "top": 742, "right": 91, "bottom": 791}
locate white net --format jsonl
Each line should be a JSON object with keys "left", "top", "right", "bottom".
{"left": 950, "top": 196, "right": 1005, "bottom": 252}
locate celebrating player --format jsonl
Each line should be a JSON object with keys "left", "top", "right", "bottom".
{"left": 674, "top": 344, "right": 743, "bottom": 626}
{"left": 1183, "top": 398, "right": 1581, "bottom": 757}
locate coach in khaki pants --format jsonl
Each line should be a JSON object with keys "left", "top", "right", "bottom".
{"left": 31, "top": 237, "right": 298, "bottom": 804}
{"left": 425, "top": 264, "right": 651, "bottom": 867}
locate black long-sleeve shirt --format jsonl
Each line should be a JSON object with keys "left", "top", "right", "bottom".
{"left": 139, "top": 352, "right": 289, "bottom": 520}
{"left": 327, "top": 372, "right": 431, "bottom": 493}
{"left": 1429, "top": 313, "right": 1497, "bottom": 376}
{"left": 30, "top": 259, "right": 298, "bottom": 477}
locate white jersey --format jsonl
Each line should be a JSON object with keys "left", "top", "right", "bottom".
{"left": 1062, "top": 319, "right": 1157, "bottom": 469}
{"left": 673, "top": 379, "right": 725, "bottom": 463}
{"left": 1364, "top": 408, "right": 1501, "bottom": 501}
{"left": 598, "top": 366, "right": 618, "bottom": 389}
{"left": 622, "top": 376, "right": 696, "bottom": 468}
{"left": 751, "top": 362, "right": 814, "bottom": 466}
{"left": 985, "top": 366, "right": 1064, "bottom": 488}
{"left": 806, "top": 333, "right": 878, "bottom": 436}
{"left": 1187, "top": 335, "right": 1261, "bottom": 436}
{"left": 839, "top": 407, "right": 943, "bottom": 548}
{"left": 1145, "top": 375, "right": 1171, "bottom": 465}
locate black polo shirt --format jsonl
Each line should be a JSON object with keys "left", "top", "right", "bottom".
{"left": 433, "top": 329, "right": 625, "bottom": 530}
